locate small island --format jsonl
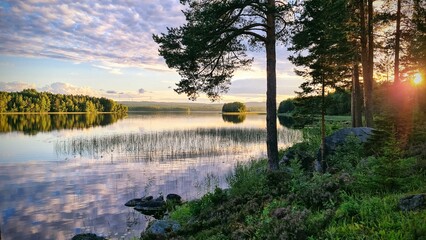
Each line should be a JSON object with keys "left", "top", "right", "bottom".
{"left": 222, "top": 101, "right": 247, "bottom": 113}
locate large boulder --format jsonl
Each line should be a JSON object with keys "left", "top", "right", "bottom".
{"left": 143, "top": 220, "right": 181, "bottom": 237}
{"left": 399, "top": 194, "right": 426, "bottom": 211}
{"left": 316, "top": 127, "right": 374, "bottom": 172}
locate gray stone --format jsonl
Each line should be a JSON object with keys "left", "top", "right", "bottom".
{"left": 324, "top": 127, "right": 373, "bottom": 153}
{"left": 316, "top": 127, "right": 374, "bottom": 171}
{"left": 399, "top": 194, "right": 426, "bottom": 211}
{"left": 145, "top": 220, "right": 181, "bottom": 236}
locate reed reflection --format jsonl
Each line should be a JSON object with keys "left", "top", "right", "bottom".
{"left": 222, "top": 114, "right": 247, "bottom": 124}
{"left": 0, "top": 113, "right": 126, "bottom": 135}
{"left": 55, "top": 127, "right": 302, "bottom": 161}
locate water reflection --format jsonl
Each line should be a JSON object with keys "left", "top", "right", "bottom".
{"left": 221, "top": 114, "right": 247, "bottom": 124}
{"left": 0, "top": 113, "right": 126, "bottom": 135}
{"left": 0, "top": 113, "right": 303, "bottom": 240}
{"left": 0, "top": 156, "right": 245, "bottom": 240}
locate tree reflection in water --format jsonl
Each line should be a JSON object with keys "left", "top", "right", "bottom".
{"left": 222, "top": 113, "right": 247, "bottom": 124}
{"left": 0, "top": 113, "right": 126, "bottom": 135}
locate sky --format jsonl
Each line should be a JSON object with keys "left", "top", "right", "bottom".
{"left": 0, "top": 0, "right": 303, "bottom": 103}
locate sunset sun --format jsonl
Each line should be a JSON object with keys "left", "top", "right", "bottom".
{"left": 413, "top": 72, "right": 423, "bottom": 85}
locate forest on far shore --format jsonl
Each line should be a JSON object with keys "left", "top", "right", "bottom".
{"left": 0, "top": 89, "right": 128, "bottom": 113}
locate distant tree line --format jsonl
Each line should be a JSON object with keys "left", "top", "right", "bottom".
{"left": 278, "top": 89, "right": 351, "bottom": 116}
{"left": 222, "top": 102, "right": 247, "bottom": 113}
{"left": 0, "top": 89, "right": 128, "bottom": 113}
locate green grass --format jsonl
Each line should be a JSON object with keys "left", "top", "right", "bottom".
{"left": 327, "top": 193, "right": 426, "bottom": 239}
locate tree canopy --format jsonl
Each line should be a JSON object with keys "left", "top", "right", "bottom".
{"left": 0, "top": 89, "right": 128, "bottom": 114}
{"left": 222, "top": 102, "right": 247, "bottom": 113}
{"left": 153, "top": 0, "right": 291, "bottom": 101}
{"left": 153, "top": 0, "right": 294, "bottom": 170}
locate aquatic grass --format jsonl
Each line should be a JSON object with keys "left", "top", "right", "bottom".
{"left": 55, "top": 127, "right": 302, "bottom": 161}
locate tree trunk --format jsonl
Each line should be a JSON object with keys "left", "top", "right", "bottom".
{"left": 365, "top": 0, "right": 374, "bottom": 127}
{"left": 352, "top": 63, "right": 363, "bottom": 127}
{"left": 394, "top": 0, "right": 401, "bottom": 84}
{"left": 320, "top": 74, "right": 326, "bottom": 172}
{"left": 266, "top": 0, "right": 279, "bottom": 171}
{"left": 359, "top": 0, "right": 374, "bottom": 127}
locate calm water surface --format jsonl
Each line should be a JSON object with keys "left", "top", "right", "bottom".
{"left": 0, "top": 112, "right": 302, "bottom": 240}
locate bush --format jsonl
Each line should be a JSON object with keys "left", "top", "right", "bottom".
{"left": 278, "top": 99, "right": 296, "bottom": 113}
{"left": 226, "top": 160, "right": 268, "bottom": 197}
{"left": 245, "top": 199, "right": 310, "bottom": 240}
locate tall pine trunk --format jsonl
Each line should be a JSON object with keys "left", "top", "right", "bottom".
{"left": 394, "top": 0, "right": 401, "bottom": 84}
{"left": 365, "top": 0, "right": 374, "bottom": 127}
{"left": 320, "top": 74, "right": 326, "bottom": 172}
{"left": 266, "top": 0, "right": 279, "bottom": 171}
{"left": 352, "top": 63, "right": 363, "bottom": 127}
{"left": 359, "top": 0, "right": 374, "bottom": 127}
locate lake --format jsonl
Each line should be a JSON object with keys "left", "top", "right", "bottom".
{"left": 0, "top": 112, "right": 302, "bottom": 240}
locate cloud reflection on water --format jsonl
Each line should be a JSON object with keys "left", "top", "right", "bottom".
{"left": 0, "top": 154, "right": 258, "bottom": 239}
{"left": 0, "top": 113, "right": 302, "bottom": 240}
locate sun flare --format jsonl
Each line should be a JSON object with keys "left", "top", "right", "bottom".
{"left": 413, "top": 73, "right": 422, "bottom": 85}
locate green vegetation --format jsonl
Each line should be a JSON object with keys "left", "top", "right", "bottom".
{"left": 154, "top": 125, "right": 426, "bottom": 240}
{"left": 0, "top": 89, "right": 127, "bottom": 113}
{"left": 222, "top": 102, "right": 247, "bottom": 113}
{"left": 278, "top": 90, "right": 351, "bottom": 116}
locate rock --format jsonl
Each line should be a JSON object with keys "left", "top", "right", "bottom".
{"left": 154, "top": 195, "right": 164, "bottom": 201}
{"left": 316, "top": 127, "right": 374, "bottom": 172}
{"left": 125, "top": 198, "right": 142, "bottom": 207}
{"left": 143, "top": 195, "right": 154, "bottom": 201}
{"left": 324, "top": 127, "right": 373, "bottom": 154}
{"left": 144, "top": 220, "right": 181, "bottom": 237}
{"left": 399, "top": 194, "right": 426, "bottom": 211}
{"left": 134, "top": 199, "right": 165, "bottom": 211}
{"left": 71, "top": 233, "right": 107, "bottom": 240}
{"left": 134, "top": 197, "right": 166, "bottom": 218}
{"left": 166, "top": 193, "right": 182, "bottom": 202}
{"left": 124, "top": 195, "right": 153, "bottom": 207}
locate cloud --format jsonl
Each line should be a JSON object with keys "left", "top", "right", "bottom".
{"left": 0, "top": 82, "right": 36, "bottom": 92}
{"left": 106, "top": 90, "right": 117, "bottom": 94}
{"left": 0, "top": 1, "right": 186, "bottom": 70}
{"left": 40, "top": 82, "right": 102, "bottom": 96}
{"left": 229, "top": 76, "right": 302, "bottom": 96}
{"left": 138, "top": 88, "right": 145, "bottom": 94}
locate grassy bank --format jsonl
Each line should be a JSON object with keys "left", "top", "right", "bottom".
{"left": 144, "top": 127, "right": 426, "bottom": 239}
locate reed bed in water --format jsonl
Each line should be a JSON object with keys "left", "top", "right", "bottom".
{"left": 55, "top": 127, "right": 302, "bottom": 161}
